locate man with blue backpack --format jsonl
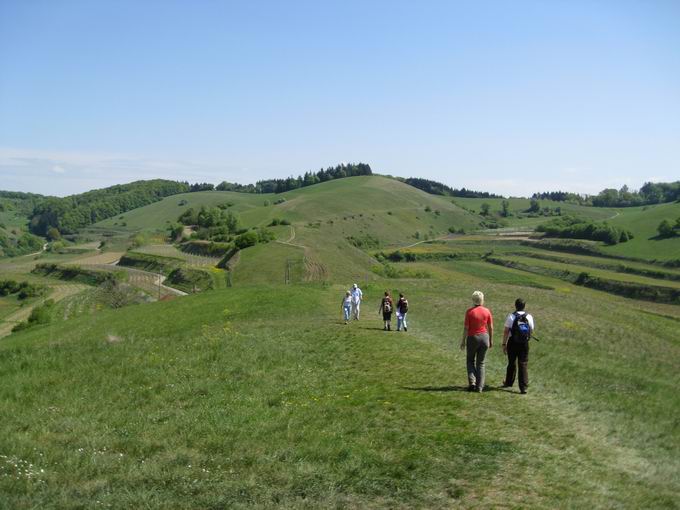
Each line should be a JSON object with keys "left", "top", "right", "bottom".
{"left": 501, "top": 298, "right": 535, "bottom": 394}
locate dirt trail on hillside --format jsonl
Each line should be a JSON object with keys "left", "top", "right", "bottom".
{"left": 276, "top": 226, "right": 328, "bottom": 281}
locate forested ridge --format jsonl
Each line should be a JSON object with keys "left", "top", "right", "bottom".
{"left": 399, "top": 177, "right": 502, "bottom": 198}
{"left": 29, "top": 180, "right": 190, "bottom": 235}
{"left": 216, "top": 163, "right": 373, "bottom": 193}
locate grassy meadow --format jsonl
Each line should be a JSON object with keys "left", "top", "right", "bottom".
{"left": 1, "top": 274, "right": 678, "bottom": 508}
{"left": 1, "top": 176, "right": 679, "bottom": 508}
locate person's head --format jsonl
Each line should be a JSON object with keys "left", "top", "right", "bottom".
{"left": 352, "top": 283, "right": 358, "bottom": 289}
{"left": 399, "top": 293, "right": 404, "bottom": 298}
{"left": 346, "top": 291, "right": 351, "bottom": 296}
{"left": 471, "top": 290, "right": 484, "bottom": 306}
{"left": 515, "top": 298, "right": 526, "bottom": 311}
{"left": 384, "top": 290, "right": 390, "bottom": 297}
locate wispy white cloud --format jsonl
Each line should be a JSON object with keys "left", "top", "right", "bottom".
{"left": 0, "top": 147, "right": 257, "bottom": 196}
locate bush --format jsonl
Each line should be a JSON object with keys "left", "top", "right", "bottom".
{"left": 12, "top": 299, "right": 55, "bottom": 332}
{"left": 657, "top": 219, "right": 676, "bottom": 238}
{"left": 537, "top": 216, "right": 633, "bottom": 245}
{"left": 234, "top": 231, "right": 259, "bottom": 249}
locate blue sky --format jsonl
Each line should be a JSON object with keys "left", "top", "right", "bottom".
{"left": 1, "top": 0, "right": 678, "bottom": 197}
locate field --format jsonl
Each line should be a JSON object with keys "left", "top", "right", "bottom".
{"left": 1, "top": 176, "right": 679, "bottom": 507}
{"left": 605, "top": 201, "right": 680, "bottom": 260}
{"left": 452, "top": 196, "right": 618, "bottom": 226}
{"left": 1, "top": 276, "right": 678, "bottom": 508}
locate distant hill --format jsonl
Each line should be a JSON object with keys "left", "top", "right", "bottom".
{"left": 604, "top": 201, "right": 680, "bottom": 260}
{"left": 0, "top": 192, "right": 45, "bottom": 257}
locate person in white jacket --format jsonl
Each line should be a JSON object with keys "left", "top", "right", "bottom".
{"left": 350, "top": 283, "right": 363, "bottom": 320}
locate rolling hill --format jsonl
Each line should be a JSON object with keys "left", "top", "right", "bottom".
{"left": 604, "top": 201, "right": 680, "bottom": 260}
{"left": 1, "top": 175, "right": 679, "bottom": 508}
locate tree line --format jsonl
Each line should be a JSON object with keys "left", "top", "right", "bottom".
{"left": 533, "top": 181, "right": 680, "bottom": 207}
{"left": 400, "top": 177, "right": 502, "bottom": 198}
{"left": 215, "top": 163, "right": 373, "bottom": 194}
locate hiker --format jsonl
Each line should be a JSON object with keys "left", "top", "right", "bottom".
{"left": 396, "top": 293, "right": 409, "bottom": 331}
{"left": 460, "top": 290, "right": 493, "bottom": 392}
{"left": 379, "top": 291, "right": 393, "bottom": 331}
{"left": 350, "top": 283, "right": 363, "bottom": 320}
{"left": 341, "top": 290, "right": 352, "bottom": 324}
{"left": 502, "top": 298, "right": 535, "bottom": 394}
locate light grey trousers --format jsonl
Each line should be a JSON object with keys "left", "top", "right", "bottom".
{"left": 466, "top": 333, "right": 490, "bottom": 389}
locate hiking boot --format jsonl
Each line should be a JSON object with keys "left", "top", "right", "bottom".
{"left": 520, "top": 389, "right": 527, "bottom": 394}
{"left": 467, "top": 385, "right": 476, "bottom": 392}
{"left": 404, "top": 327, "right": 407, "bottom": 332}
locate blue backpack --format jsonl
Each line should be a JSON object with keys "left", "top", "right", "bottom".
{"left": 511, "top": 312, "right": 531, "bottom": 342}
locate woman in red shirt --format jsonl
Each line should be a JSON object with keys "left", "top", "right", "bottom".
{"left": 460, "top": 290, "right": 494, "bottom": 392}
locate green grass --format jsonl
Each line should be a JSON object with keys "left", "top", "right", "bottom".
{"left": 517, "top": 249, "right": 680, "bottom": 281}
{"left": 1, "top": 278, "right": 677, "bottom": 508}
{"left": 93, "top": 176, "right": 481, "bottom": 244}
{"left": 93, "top": 191, "right": 271, "bottom": 232}
{"left": 497, "top": 254, "right": 680, "bottom": 289}
{"left": 604, "top": 201, "right": 680, "bottom": 260}
{"left": 452, "top": 197, "right": 618, "bottom": 227}
{"left": 2, "top": 178, "right": 680, "bottom": 507}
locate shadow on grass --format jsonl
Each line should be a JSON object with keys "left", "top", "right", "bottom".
{"left": 401, "top": 385, "right": 473, "bottom": 393}
{"left": 356, "top": 325, "right": 393, "bottom": 331}
{"left": 401, "top": 385, "right": 524, "bottom": 394}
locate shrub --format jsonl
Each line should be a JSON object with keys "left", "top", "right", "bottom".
{"left": 537, "top": 216, "right": 632, "bottom": 245}
{"left": 234, "top": 231, "right": 259, "bottom": 249}
{"left": 12, "top": 299, "right": 55, "bottom": 332}
{"left": 657, "top": 219, "right": 676, "bottom": 238}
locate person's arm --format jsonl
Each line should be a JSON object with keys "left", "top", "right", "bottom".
{"left": 488, "top": 318, "right": 494, "bottom": 349}
{"left": 502, "top": 327, "right": 510, "bottom": 354}
{"left": 461, "top": 311, "right": 468, "bottom": 350}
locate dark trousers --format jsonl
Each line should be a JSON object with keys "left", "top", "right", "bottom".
{"left": 505, "top": 340, "right": 529, "bottom": 390}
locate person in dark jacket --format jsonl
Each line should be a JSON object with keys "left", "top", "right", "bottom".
{"left": 502, "top": 298, "right": 535, "bottom": 394}
{"left": 379, "top": 291, "right": 393, "bottom": 331}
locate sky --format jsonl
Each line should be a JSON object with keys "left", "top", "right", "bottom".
{"left": 1, "top": 0, "right": 679, "bottom": 197}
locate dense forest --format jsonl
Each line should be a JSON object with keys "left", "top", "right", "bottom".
{"left": 533, "top": 181, "right": 680, "bottom": 207}
{"left": 400, "top": 177, "right": 502, "bottom": 198}
{"left": 216, "top": 163, "right": 373, "bottom": 194}
{"left": 29, "top": 180, "right": 190, "bottom": 235}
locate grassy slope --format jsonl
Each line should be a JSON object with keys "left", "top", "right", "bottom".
{"left": 604, "top": 201, "right": 680, "bottom": 260}
{"left": 452, "top": 197, "right": 617, "bottom": 227}
{"left": 1, "top": 274, "right": 677, "bottom": 508}
{"left": 91, "top": 177, "right": 481, "bottom": 284}
{"left": 93, "top": 191, "right": 273, "bottom": 232}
